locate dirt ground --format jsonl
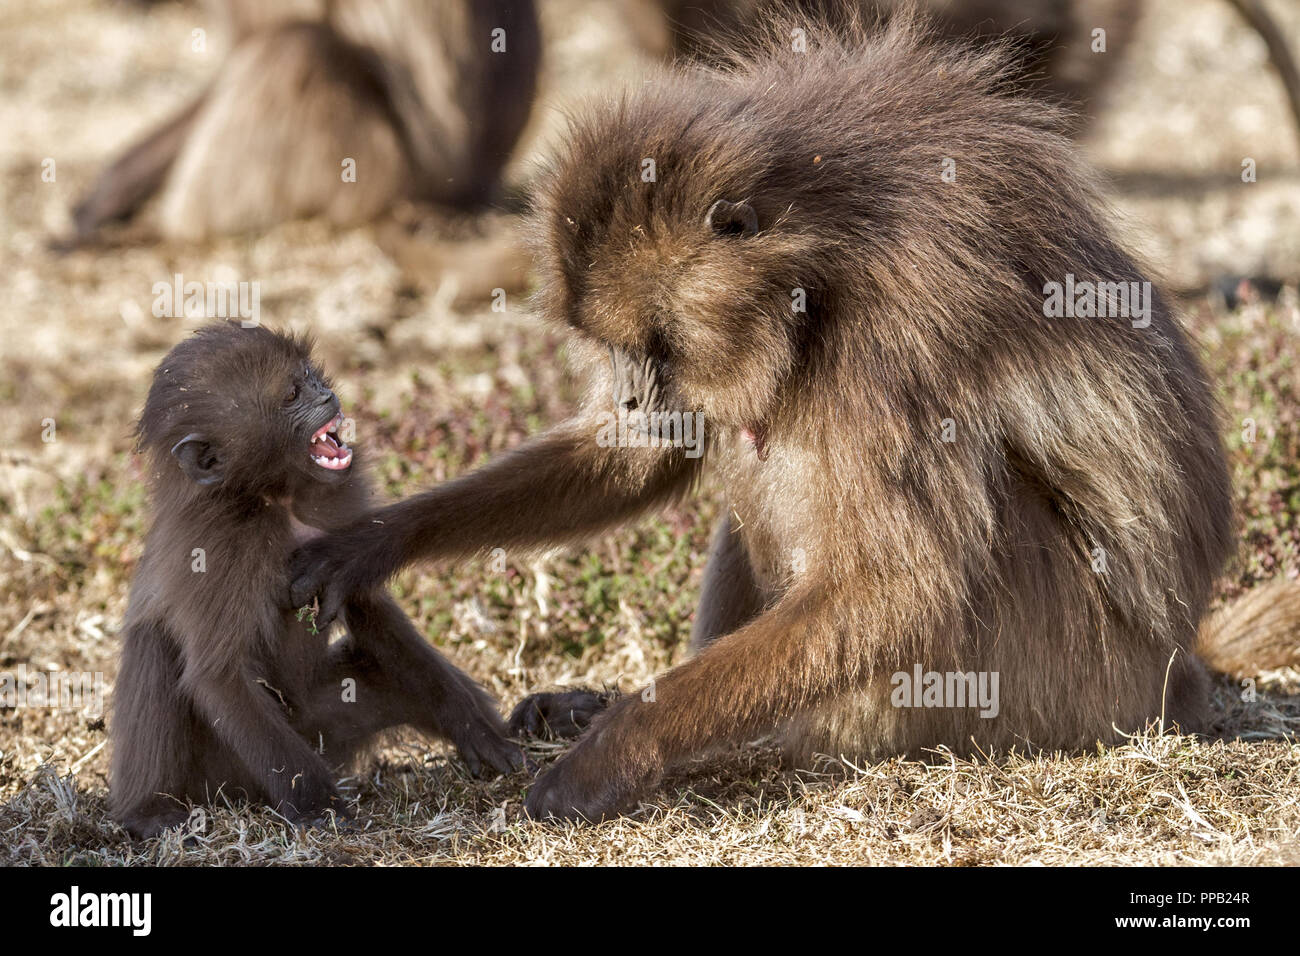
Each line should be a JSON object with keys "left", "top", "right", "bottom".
{"left": 1, "top": 0, "right": 1298, "bottom": 866}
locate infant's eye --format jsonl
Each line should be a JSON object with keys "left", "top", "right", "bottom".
{"left": 283, "top": 383, "right": 299, "bottom": 405}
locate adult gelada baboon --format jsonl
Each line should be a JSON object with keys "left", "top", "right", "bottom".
{"left": 290, "top": 13, "right": 1300, "bottom": 820}
{"left": 72, "top": 0, "right": 541, "bottom": 242}
{"left": 112, "top": 322, "right": 520, "bottom": 838}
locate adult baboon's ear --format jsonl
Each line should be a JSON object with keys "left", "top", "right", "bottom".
{"left": 705, "top": 199, "right": 758, "bottom": 238}
{"left": 171, "top": 433, "right": 223, "bottom": 486}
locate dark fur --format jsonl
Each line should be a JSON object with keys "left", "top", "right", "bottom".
{"left": 290, "top": 14, "right": 1297, "bottom": 820}
{"left": 111, "top": 322, "right": 520, "bottom": 838}
{"left": 73, "top": 0, "right": 540, "bottom": 242}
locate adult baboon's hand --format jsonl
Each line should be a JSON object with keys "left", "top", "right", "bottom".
{"left": 289, "top": 531, "right": 383, "bottom": 628}
{"left": 523, "top": 697, "right": 661, "bottom": 822}
{"left": 508, "top": 688, "right": 618, "bottom": 741}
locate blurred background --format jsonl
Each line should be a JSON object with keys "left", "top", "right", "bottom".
{"left": 0, "top": 0, "right": 1298, "bottom": 864}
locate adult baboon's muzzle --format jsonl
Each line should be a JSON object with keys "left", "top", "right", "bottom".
{"left": 608, "top": 346, "right": 662, "bottom": 419}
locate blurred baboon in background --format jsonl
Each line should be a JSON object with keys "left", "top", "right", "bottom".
{"left": 71, "top": 0, "right": 541, "bottom": 242}
{"left": 623, "top": 0, "right": 1138, "bottom": 130}
{"left": 626, "top": 0, "right": 1300, "bottom": 139}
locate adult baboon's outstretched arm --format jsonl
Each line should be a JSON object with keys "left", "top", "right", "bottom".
{"left": 289, "top": 417, "right": 701, "bottom": 624}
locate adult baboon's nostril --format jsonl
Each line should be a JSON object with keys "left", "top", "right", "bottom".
{"left": 622, "top": 396, "right": 639, "bottom": 411}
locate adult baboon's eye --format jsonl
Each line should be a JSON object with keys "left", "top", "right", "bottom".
{"left": 705, "top": 199, "right": 758, "bottom": 238}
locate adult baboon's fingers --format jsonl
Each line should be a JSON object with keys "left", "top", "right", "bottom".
{"left": 316, "top": 584, "right": 345, "bottom": 631}
{"left": 288, "top": 569, "right": 321, "bottom": 610}
{"left": 507, "top": 689, "right": 613, "bottom": 741}
{"left": 506, "top": 696, "right": 538, "bottom": 738}
{"left": 291, "top": 575, "right": 342, "bottom": 630}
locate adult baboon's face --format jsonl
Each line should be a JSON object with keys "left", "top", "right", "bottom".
{"left": 535, "top": 89, "right": 821, "bottom": 434}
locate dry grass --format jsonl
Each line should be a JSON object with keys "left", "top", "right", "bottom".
{"left": 1, "top": 0, "right": 1299, "bottom": 866}
{"left": 6, "top": 705, "right": 1300, "bottom": 866}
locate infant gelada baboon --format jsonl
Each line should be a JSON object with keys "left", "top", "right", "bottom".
{"left": 290, "top": 12, "right": 1300, "bottom": 820}
{"left": 112, "top": 323, "right": 521, "bottom": 838}
{"left": 72, "top": 0, "right": 540, "bottom": 242}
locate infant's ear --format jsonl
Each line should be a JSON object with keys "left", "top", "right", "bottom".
{"left": 171, "top": 433, "right": 223, "bottom": 486}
